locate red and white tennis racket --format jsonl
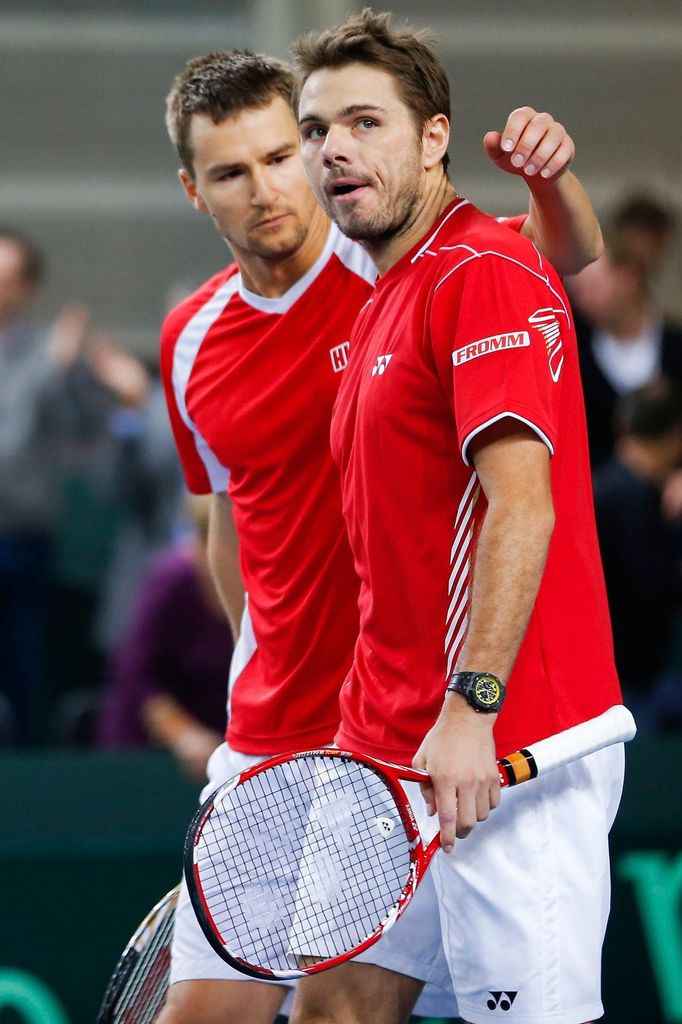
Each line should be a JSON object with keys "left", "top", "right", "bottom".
{"left": 185, "top": 704, "right": 635, "bottom": 982}
{"left": 97, "top": 886, "right": 179, "bottom": 1024}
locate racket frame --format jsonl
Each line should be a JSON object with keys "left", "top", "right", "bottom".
{"left": 96, "top": 885, "right": 179, "bottom": 1024}
{"left": 185, "top": 705, "right": 635, "bottom": 981}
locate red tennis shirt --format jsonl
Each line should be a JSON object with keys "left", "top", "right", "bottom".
{"left": 331, "top": 199, "right": 622, "bottom": 763}
{"left": 161, "top": 224, "right": 376, "bottom": 753}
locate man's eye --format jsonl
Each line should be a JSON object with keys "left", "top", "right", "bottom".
{"left": 307, "top": 126, "right": 327, "bottom": 140}
{"left": 357, "top": 119, "right": 376, "bottom": 130}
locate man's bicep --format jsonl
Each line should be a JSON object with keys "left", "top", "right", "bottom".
{"left": 209, "top": 492, "right": 239, "bottom": 563}
{"left": 469, "top": 419, "right": 553, "bottom": 505}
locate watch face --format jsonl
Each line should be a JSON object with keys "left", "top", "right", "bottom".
{"left": 474, "top": 674, "right": 502, "bottom": 708}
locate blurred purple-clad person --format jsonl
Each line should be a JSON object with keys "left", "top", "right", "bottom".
{"left": 97, "top": 496, "right": 234, "bottom": 780}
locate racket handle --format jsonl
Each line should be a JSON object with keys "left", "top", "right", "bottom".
{"left": 498, "top": 704, "right": 636, "bottom": 787}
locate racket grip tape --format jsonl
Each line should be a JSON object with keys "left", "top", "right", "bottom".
{"left": 498, "top": 704, "right": 636, "bottom": 787}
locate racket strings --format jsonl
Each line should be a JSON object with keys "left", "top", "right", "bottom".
{"left": 194, "top": 756, "right": 413, "bottom": 973}
{"left": 103, "top": 888, "right": 178, "bottom": 1024}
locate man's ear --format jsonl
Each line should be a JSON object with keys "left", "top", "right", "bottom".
{"left": 422, "top": 114, "right": 450, "bottom": 171}
{"left": 179, "top": 169, "right": 209, "bottom": 214}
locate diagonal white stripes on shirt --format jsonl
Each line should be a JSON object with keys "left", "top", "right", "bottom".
{"left": 445, "top": 471, "right": 480, "bottom": 679}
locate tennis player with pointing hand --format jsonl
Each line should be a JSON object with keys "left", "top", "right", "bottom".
{"left": 159, "top": 44, "right": 604, "bottom": 1024}
{"left": 292, "top": 10, "right": 624, "bottom": 1024}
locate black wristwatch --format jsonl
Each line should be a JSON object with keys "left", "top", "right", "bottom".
{"left": 446, "top": 671, "right": 505, "bottom": 713}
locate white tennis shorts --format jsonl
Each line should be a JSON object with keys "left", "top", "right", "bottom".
{"left": 409, "top": 741, "right": 625, "bottom": 1024}
{"left": 169, "top": 742, "right": 458, "bottom": 1018}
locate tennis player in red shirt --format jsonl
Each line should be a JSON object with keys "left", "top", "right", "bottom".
{"left": 294, "top": 12, "right": 623, "bottom": 1024}
{"left": 159, "top": 47, "right": 604, "bottom": 1024}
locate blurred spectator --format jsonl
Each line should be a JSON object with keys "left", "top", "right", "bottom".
{"left": 0, "top": 227, "right": 114, "bottom": 743}
{"left": 594, "top": 380, "right": 682, "bottom": 730}
{"left": 90, "top": 350, "right": 185, "bottom": 653}
{"left": 570, "top": 236, "right": 682, "bottom": 468}
{"left": 609, "top": 193, "right": 677, "bottom": 277}
{"left": 96, "top": 495, "right": 233, "bottom": 781}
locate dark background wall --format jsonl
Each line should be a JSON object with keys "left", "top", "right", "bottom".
{"left": 2, "top": 0, "right": 680, "bottom": 356}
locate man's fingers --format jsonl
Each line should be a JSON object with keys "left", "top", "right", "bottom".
{"left": 434, "top": 787, "right": 458, "bottom": 853}
{"left": 454, "top": 787, "right": 477, "bottom": 840}
{"left": 419, "top": 780, "right": 436, "bottom": 816}
{"left": 520, "top": 127, "right": 573, "bottom": 177}
{"left": 511, "top": 118, "right": 561, "bottom": 170}
{"left": 483, "top": 130, "right": 503, "bottom": 163}
{"left": 496, "top": 109, "right": 575, "bottom": 178}
{"left": 498, "top": 105, "right": 539, "bottom": 152}
{"left": 533, "top": 136, "right": 575, "bottom": 178}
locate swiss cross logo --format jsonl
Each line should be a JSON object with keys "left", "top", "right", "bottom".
{"left": 452, "top": 332, "right": 530, "bottom": 367}
{"left": 487, "top": 991, "right": 517, "bottom": 1012}
{"left": 371, "top": 354, "right": 393, "bottom": 376}
{"left": 329, "top": 341, "right": 350, "bottom": 373}
{"left": 528, "top": 307, "right": 564, "bottom": 382}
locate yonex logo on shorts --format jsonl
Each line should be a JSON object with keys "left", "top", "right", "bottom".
{"left": 330, "top": 341, "right": 350, "bottom": 372}
{"left": 372, "top": 354, "right": 393, "bottom": 376}
{"left": 487, "top": 991, "right": 517, "bottom": 1012}
{"left": 452, "top": 332, "right": 530, "bottom": 366}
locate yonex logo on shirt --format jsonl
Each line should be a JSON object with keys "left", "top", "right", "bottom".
{"left": 452, "top": 332, "right": 530, "bottom": 367}
{"left": 330, "top": 341, "right": 351, "bottom": 373}
{"left": 371, "top": 354, "right": 393, "bottom": 376}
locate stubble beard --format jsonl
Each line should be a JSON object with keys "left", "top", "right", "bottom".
{"left": 321, "top": 149, "right": 424, "bottom": 246}
{"left": 332, "top": 180, "right": 421, "bottom": 246}
{"left": 243, "top": 218, "right": 309, "bottom": 261}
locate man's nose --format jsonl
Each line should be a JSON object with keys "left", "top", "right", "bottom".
{"left": 251, "top": 170, "right": 277, "bottom": 206}
{"left": 321, "top": 125, "right": 352, "bottom": 168}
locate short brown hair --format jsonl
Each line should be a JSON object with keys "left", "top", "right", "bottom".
{"left": 165, "top": 50, "right": 295, "bottom": 176}
{"left": 291, "top": 8, "right": 451, "bottom": 172}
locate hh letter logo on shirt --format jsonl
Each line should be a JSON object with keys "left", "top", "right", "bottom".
{"left": 452, "top": 331, "right": 530, "bottom": 367}
{"left": 329, "top": 341, "right": 350, "bottom": 373}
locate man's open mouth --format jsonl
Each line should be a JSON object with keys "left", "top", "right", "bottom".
{"left": 329, "top": 181, "right": 367, "bottom": 197}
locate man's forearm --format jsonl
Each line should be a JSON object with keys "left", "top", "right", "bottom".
{"left": 456, "top": 494, "right": 554, "bottom": 682}
{"left": 208, "top": 494, "right": 244, "bottom": 641}
{"left": 523, "top": 170, "right": 603, "bottom": 277}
